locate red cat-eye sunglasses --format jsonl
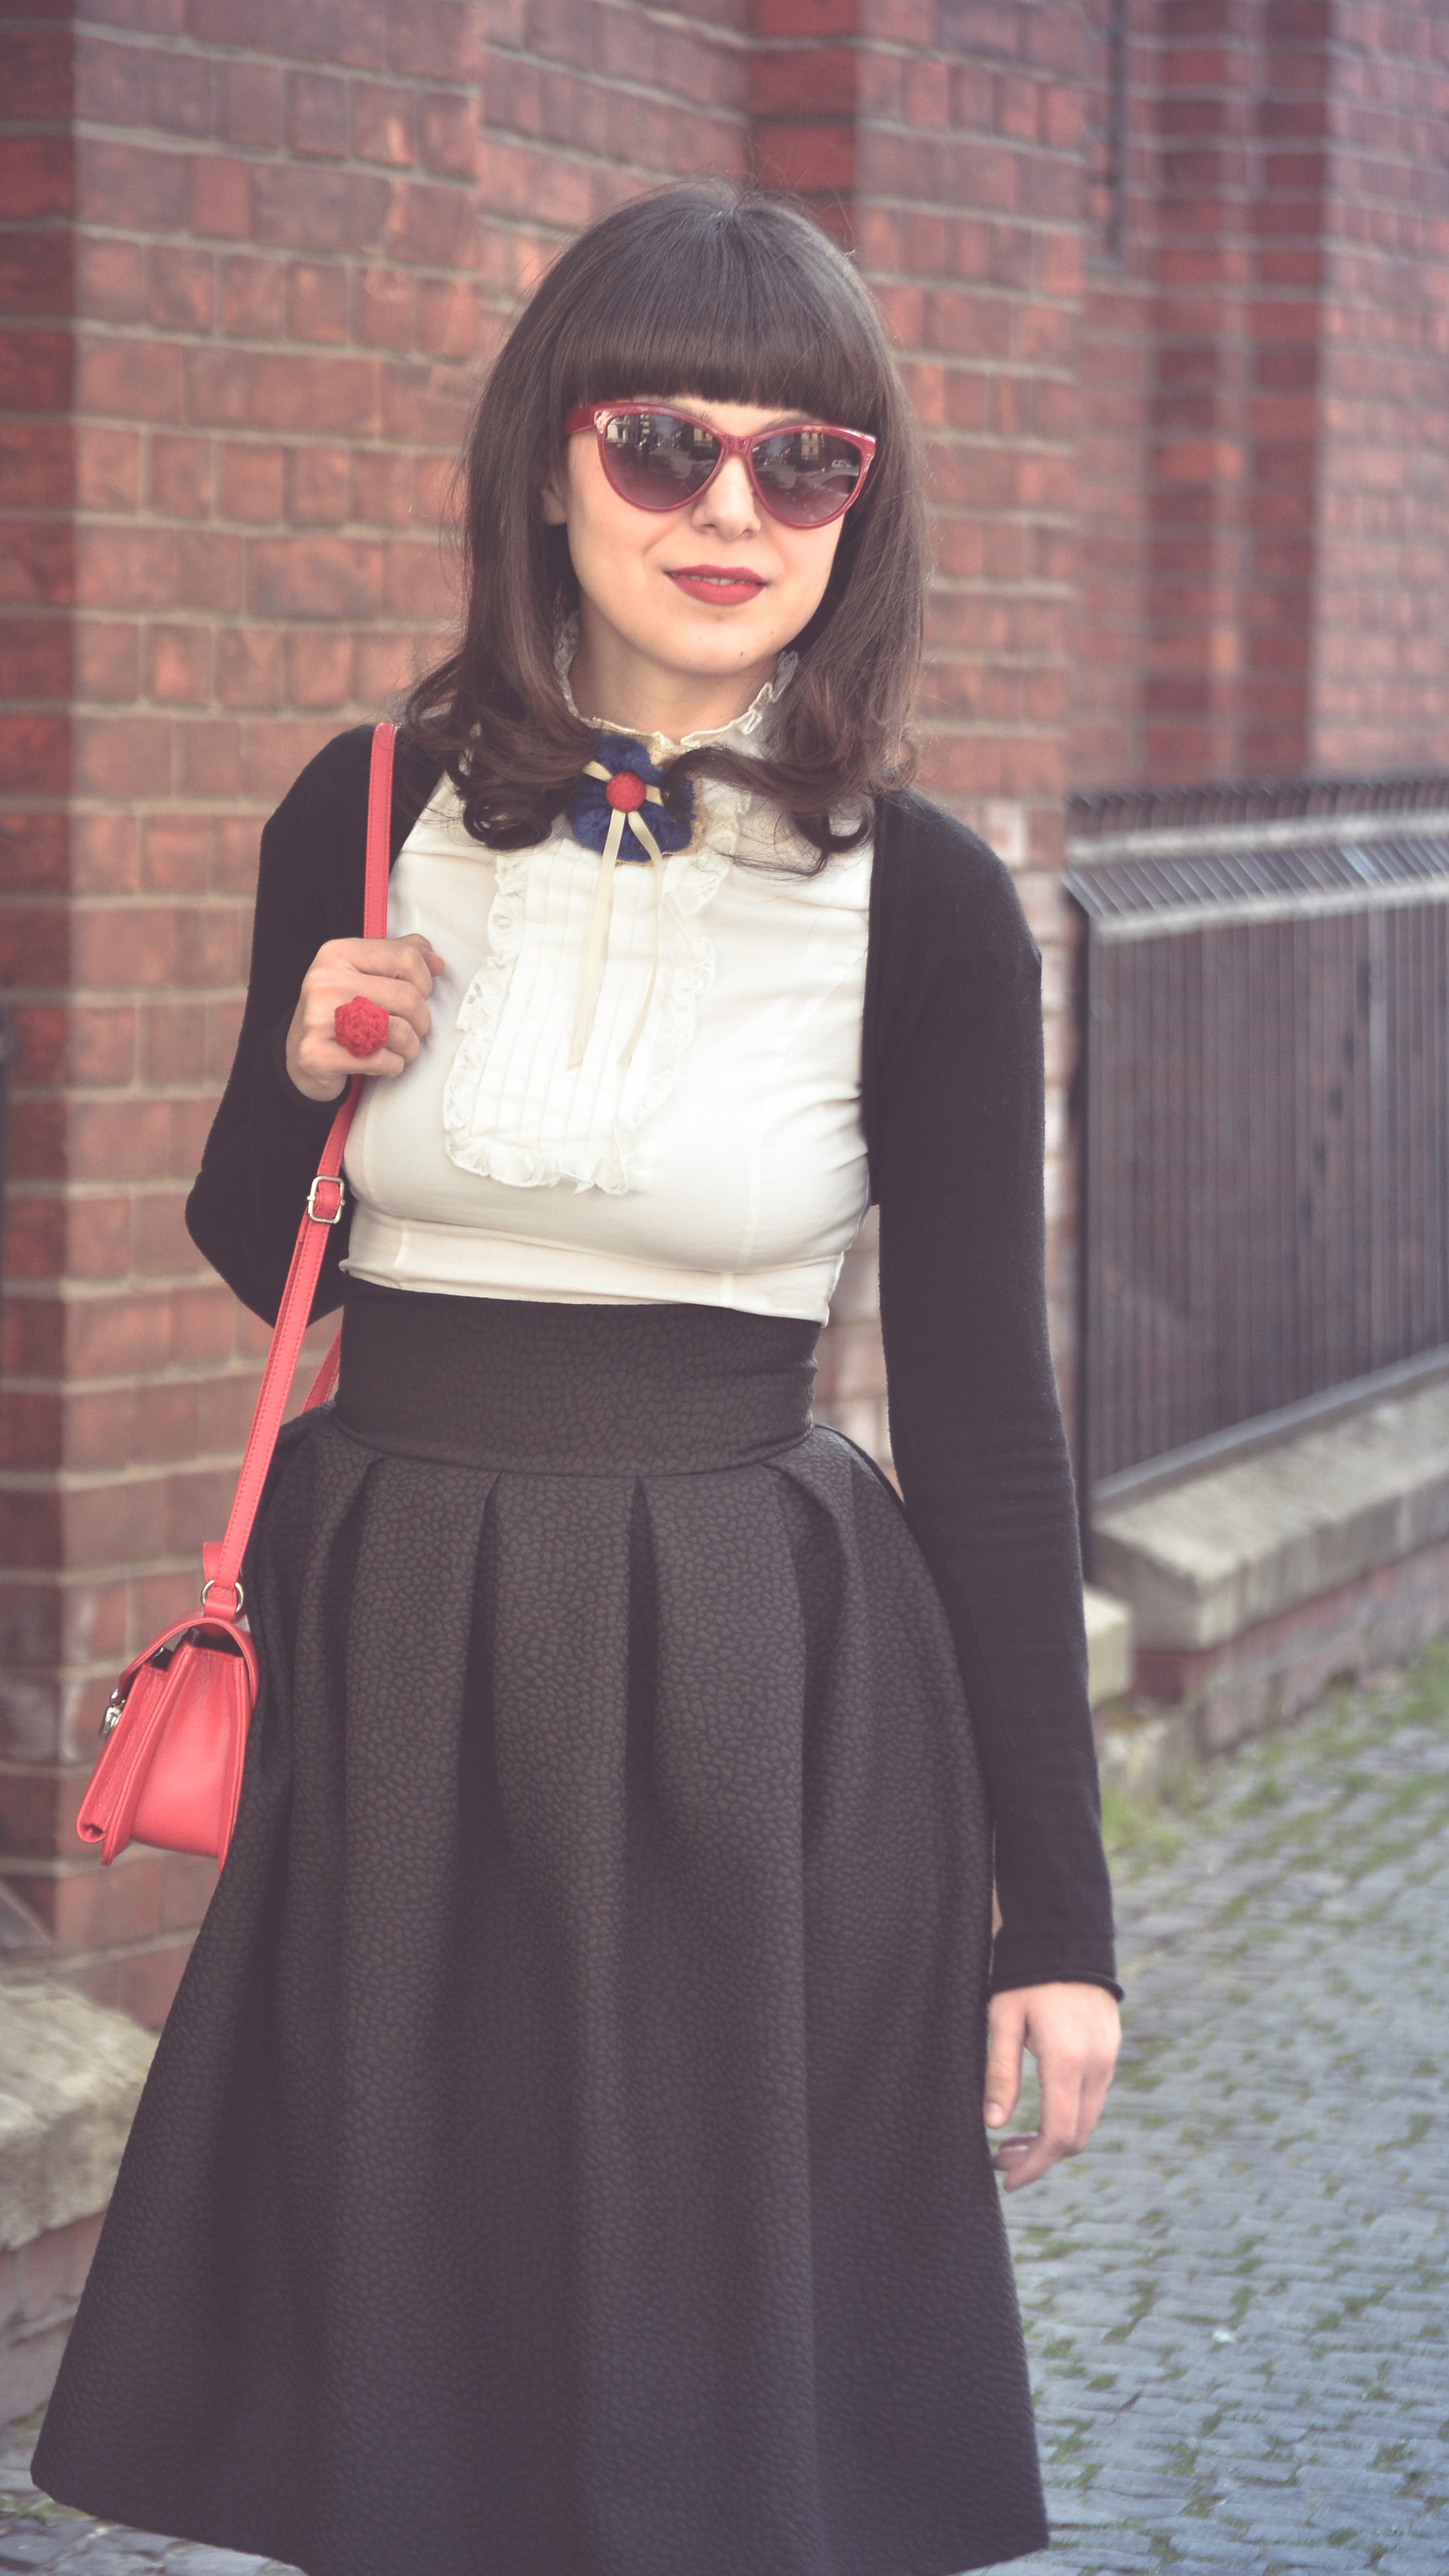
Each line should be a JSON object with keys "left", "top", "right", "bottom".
{"left": 561, "top": 402, "right": 877, "bottom": 530}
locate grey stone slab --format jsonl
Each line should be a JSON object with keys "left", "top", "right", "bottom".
{"left": 80, "top": 2538, "right": 177, "bottom": 2560}
{"left": 60, "top": 2551, "right": 170, "bottom": 2576}
{"left": 0, "top": 2530, "right": 89, "bottom": 2570}
{"left": 1093, "top": 1373, "right": 1449, "bottom": 1648}
{"left": 157, "top": 2545, "right": 270, "bottom": 2566}
{"left": 0, "top": 1993, "right": 156, "bottom": 2252}
{"left": 159, "top": 2553, "right": 271, "bottom": 2574}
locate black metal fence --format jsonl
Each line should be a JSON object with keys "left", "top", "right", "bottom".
{"left": 1067, "top": 777, "right": 1449, "bottom": 1501}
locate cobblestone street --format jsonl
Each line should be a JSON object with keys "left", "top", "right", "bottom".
{"left": 993, "top": 1649, "right": 1449, "bottom": 2574}
{"left": 2, "top": 1657, "right": 1445, "bottom": 2576}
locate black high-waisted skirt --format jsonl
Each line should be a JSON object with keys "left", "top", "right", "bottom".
{"left": 35, "top": 1286, "right": 1046, "bottom": 2576}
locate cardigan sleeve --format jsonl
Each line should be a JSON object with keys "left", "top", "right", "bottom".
{"left": 184, "top": 725, "right": 440, "bottom": 1324}
{"left": 866, "top": 795, "right": 1120, "bottom": 1999}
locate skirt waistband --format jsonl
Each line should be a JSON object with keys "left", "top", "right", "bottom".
{"left": 334, "top": 1278, "right": 820, "bottom": 1473}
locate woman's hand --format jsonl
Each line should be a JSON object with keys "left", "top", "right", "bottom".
{"left": 285, "top": 934, "right": 446, "bottom": 1104}
{"left": 985, "top": 1981, "right": 1121, "bottom": 2193}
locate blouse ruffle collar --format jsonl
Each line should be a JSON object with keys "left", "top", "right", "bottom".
{"left": 554, "top": 616, "right": 798, "bottom": 764}
{"left": 438, "top": 631, "right": 811, "bottom": 1196}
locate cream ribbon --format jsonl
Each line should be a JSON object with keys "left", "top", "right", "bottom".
{"left": 568, "top": 762, "right": 671, "bottom": 1069}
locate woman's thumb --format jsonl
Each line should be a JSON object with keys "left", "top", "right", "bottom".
{"left": 984, "top": 2000, "right": 1024, "bottom": 2129}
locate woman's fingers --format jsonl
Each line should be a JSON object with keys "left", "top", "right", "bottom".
{"left": 359, "top": 933, "right": 447, "bottom": 990}
{"left": 994, "top": 2054, "right": 1087, "bottom": 2192}
{"left": 332, "top": 971, "right": 436, "bottom": 1026}
{"left": 986, "top": 1982, "right": 1121, "bottom": 2194}
{"left": 325, "top": 936, "right": 445, "bottom": 1023}
{"left": 285, "top": 933, "right": 448, "bottom": 1100}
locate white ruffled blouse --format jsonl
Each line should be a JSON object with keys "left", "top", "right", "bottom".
{"left": 342, "top": 655, "right": 873, "bottom": 1323}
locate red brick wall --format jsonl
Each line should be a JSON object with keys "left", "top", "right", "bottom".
{"left": 1071, "top": 0, "right": 1155, "bottom": 788}
{"left": 1072, "top": 0, "right": 1449, "bottom": 790}
{"left": 0, "top": 0, "right": 749, "bottom": 2021}
{"left": 1074, "top": 0, "right": 1335, "bottom": 786}
{"left": 1311, "top": 0, "right": 1449, "bottom": 770}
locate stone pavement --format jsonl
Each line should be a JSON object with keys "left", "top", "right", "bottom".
{"left": 988, "top": 1646, "right": 1449, "bottom": 2574}
{"left": 0, "top": 1654, "right": 1444, "bottom": 2576}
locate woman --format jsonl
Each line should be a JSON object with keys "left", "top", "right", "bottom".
{"left": 35, "top": 185, "right": 1120, "bottom": 2576}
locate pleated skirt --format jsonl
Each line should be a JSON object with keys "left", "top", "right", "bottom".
{"left": 34, "top": 1286, "right": 1047, "bottom": 2576}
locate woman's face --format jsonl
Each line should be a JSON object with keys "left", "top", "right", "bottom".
{"left": 542, "top": 394, "right": 847, "bottom": 712}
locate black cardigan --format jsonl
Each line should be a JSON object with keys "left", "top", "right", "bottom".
{"left": 187, "top": 726, "right": 1119, "bottom": 2000}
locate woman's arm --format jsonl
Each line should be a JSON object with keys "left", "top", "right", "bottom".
{"left": 184, "top": 726, "right": 440, "bottom": 1323}
{"left": 866, "top": 793, "right": 1119, "bottom": 2000}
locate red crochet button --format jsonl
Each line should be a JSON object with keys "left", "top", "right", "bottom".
{"left": 605, "top": 771, "right": 646, "bottom": 812}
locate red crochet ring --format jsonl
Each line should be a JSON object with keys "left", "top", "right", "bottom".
{"left": 334, "top": 995, "right": 390, "bottom": 1059}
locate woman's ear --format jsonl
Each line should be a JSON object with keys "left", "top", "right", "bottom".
{"left": 539, "top": 459, "right": 568, "bottom": 526}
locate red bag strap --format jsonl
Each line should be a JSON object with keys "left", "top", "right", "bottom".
{"left": 200, "top": 721, "right": 396, "bottom": 1619}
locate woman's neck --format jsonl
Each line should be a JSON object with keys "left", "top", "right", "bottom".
{"left": 566, "top": 616, "right": 777, "bottom": 743}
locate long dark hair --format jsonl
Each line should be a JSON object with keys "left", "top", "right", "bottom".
{"left": 402, "top": 185, "right": 929, "bottom": 868}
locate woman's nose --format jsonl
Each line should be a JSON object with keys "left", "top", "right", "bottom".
{"left": 691, "top": 453, "right": 760, "bottom": 539}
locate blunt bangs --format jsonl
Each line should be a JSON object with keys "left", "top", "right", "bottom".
{"left": 545, "top": 195, "right": 890, "bottom": 438}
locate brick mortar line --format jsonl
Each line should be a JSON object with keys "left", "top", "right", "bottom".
{"left": 2, "top": 1183, "right": 226, "bottom": 1199}
{"left": 0, "top": 797, "right": 322, "bottom": 815}
{"left": 57, "top": 85, "right": 749, "bottom": 164}
{"left": 14, "top": 276, "right": 1103, "bottom": 337}
{"left": 2, "top": 1453, "right": 291, "bottom": 1494}
{"left": 0, "top": 1855, "right": 206, "bottom": 1892}
{"left": 66, "top": 57, "right": 747, "bottom": 123}
{"left": 36, "top": 502, "right": 463, "bottom": 519}
{"left": 47, "top": 0, "right": 753, "bottom": 69}
{"left": 0, "top": 1330, "right": 310, "bottom": 1360}
{"left": 7, "top": 302, "right": 506, "bottom": 332}
{"left": 5, "top": 986, "right": 249, "bottom": 1005}
{"left": 927, "top": 629, "right": 1078, "bottom": 649}
{"left": 0, "top": 1563, "right": 217, "bottom": 1588}
{"left": 932, "top": 573, "right": 1078, "bottom": 593}
{"left": 0, "top": 1935, "right": 213, "bottom": 1971}
{"left": 3, "top": 1410, "right": 319, "bottom": 1438}
{"left": 10, "top": 1097, "right": 237, "bottom": 1117}
{"left": 2, "top": 1368, "right": 310, "bottom": 1396}
{"left": 3, "top": 642, "right": 448, "bottom": 663}
{"left": 2, "top": 1280, "right": 231, "bottom": 1298}
{"left": 926, "top": 495, "right": 1079, "bottom": 517}
{"left": 0, "top": 1755, "right": 121, "bottom": 1778}
{"left": 14, "top": 27, "right": 486, "bottom": 80}
{"left": 11, "top": 912, "right": 245, "bottom": 949}
{"left": 1, "top": 1274, "right": 251, "bottom": 1302}
{"left": 15, "top": 692, "right": 441, "bottom": 716}
{"left": 916, "top": 714, "right": 1079, "bottom": 737}
{"left": 0, "top": 1552, "right": 246, "bottom": 1593}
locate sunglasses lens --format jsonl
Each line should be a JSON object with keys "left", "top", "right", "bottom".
{"left": 751, "top": 429, "right": 866, "bottom": 526}
{"left": 601, "top": 411, "right": 720, "bottom": 509}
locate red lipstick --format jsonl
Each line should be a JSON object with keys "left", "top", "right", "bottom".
{"left": 667, "top": 565, "right": 767, "bottom": 607}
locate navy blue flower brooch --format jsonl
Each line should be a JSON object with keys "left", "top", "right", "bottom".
{"left": 565, "top": 737, "right": 696, "bottom": 1069}
{"left": 566, "top": 734, "right": 695, "bottom": 865}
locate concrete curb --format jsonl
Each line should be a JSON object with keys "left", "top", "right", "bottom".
{"left": 0, "top": 1984, "right": 155, "bottom": 2425}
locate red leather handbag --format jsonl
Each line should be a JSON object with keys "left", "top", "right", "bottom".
{"left": 77, "top": 723, "right": 396, "bottom": 1870}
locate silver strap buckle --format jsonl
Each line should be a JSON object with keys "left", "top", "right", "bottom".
{"left": 307, "top": 1174, "right": 345, "bottom": 1224}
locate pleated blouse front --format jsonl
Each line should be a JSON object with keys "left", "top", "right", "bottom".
{"left": 342, "top": 669, "right": 874, "bottom": 1324}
